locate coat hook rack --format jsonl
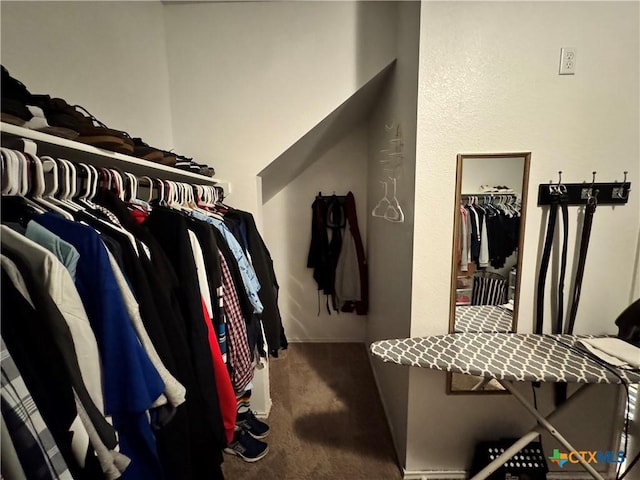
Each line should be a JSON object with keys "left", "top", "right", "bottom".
{"left": 537, "top": 171, "right": 631, "bottom": 206}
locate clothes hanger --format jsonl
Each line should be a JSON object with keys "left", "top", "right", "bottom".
{"left": 108, "top": 168, "right": 125, "bottom": 201}
{"left": 0, "top": 149, "right": 12, "bottom": 195}
{"left": 372, "top": 181, "right": 391, "bottom": 218}
{"left": 57, "top": 158, "right": 83, "bottom": 212}
{"left": 17, "top": 150, "right": 29, "bottom": 197}
{"left": 384, "top": 177, "right": 404, "bottom": 223}
{"left": 1, "top": 148, "right": 21, "bottom": 195}
{"left": 87, "top": 164, "right": 101, "bottom": 205}
{"left": 9, "top": 150, "right": 47, "bottom": 214}
{"left": 75, "top": 162, "right": 93, "bottom": 203}
{"left": 39, "top": 156, "right": 75, "bottom": 219}
{"left": 26, "top": 154, "right": 73, "bottom": 220}
{"left": 136, "top": 175, "right": 155, "bottom": 204}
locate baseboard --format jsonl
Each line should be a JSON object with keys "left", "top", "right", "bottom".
{"left": 403, "top": 470, "right": 596, "bottom": 480}
{"left": 546, "top": 473, "right": 598, "bottom": 479}
{"left": 254, "top": 397, "right": 272, "bottom": 419}
{"left": 403, "top": 470, "right": 466, "bottom": 479}
{"left": 286, "top": 338, "right": 367, "bottom": 343}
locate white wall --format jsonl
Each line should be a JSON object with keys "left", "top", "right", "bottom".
{"left": 460, "top": 157, "right": 525, "bottom": 195}
{"left": 408, "top": 1, "right": 639, "bottom": 475}
{"left": 366, "top": 0, "right": 421, "bottom": 469}
{"left": 263, "top": 123, "right": 369, "bottom": 342}
{"left": 0, "top": 1, "right": 174, "bottom": 149}
{"left": 163, "top": 1, "right": 397, "bottom": 220}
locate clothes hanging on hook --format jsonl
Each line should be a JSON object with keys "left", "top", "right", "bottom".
{"left": 307, "top": 192, "right": 367, "bottom": 316}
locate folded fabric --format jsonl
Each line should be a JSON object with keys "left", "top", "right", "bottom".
{"left": 501, "top": 300, "right": 514, "bottom": 312}
{"left": 577, "top": 337, "right": 640, "bottom": 369}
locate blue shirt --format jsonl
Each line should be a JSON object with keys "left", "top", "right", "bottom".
{"left": 35, "top": 213, "right": 165, "bottom": 480}
{"left": 190, "top": 210, "right": 264, "bottom": 314}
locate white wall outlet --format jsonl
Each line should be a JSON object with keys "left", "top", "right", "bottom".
{"left": 559, "top": 47, "right": 576, "bottom": 75}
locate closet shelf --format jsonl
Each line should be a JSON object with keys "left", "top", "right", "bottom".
{"left": 1, "top": 122, "right": 227, "bottom": 186}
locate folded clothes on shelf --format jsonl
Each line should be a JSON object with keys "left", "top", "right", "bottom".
{"left": 1, "top": 65, "right": 216, "bottom": 176}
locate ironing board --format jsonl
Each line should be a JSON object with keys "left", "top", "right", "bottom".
{"left": 371, "top": 333, "right": 640, "bottom": 479}
{"left": 455, "top": 305, "right": 513, "bottom": 333}
{"left": 454, "top": 306, "right": 513, "bottom": 390}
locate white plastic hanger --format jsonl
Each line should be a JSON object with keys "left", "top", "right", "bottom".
{"left": 57, "top": 159, "right": 82, "bottom": 211}
{"left": 384, "top": 177, "right": 404, "bottom": 223}
{"left": 3, "top": 150, "right": 46, "bottom": 214}
{"left": 1, "top": 148, "right": 20, "bottom": 195}
{"left": 28, "top": 155, "right": 74, "bottom": 220}
{"left": 372, "top": 181, "right": 391, "bottom": 218}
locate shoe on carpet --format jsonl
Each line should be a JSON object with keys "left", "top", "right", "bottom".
{"left": 224, "top": 429, "right": 269, "bottom": 463}
{"left": 236, "top": 410, "right": 270, "bottom": 439}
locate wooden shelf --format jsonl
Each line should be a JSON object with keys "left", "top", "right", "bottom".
{"left": 1, "top": 122, "right": 229, "bottom": 189}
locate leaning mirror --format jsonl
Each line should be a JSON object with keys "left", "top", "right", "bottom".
{"left": 447, "top": 152, "right": 531, "bottom": 394}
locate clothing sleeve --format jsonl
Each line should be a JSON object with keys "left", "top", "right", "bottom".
{"left": 104, "top": 247, "right": 185, "bottom": 409}
{"left": 215, "top": 220, "right": 264, "bottom": 314}
{"left": 479, "top": 215, "right": 490, "bottom": 268}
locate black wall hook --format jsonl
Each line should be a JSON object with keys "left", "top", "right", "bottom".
{"left": 538, "top": 172, "right": 631, "bottom": 206}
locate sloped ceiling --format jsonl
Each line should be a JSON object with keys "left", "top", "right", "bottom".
{"left": 258, "top": 60, "right": 395, "bottom": 204}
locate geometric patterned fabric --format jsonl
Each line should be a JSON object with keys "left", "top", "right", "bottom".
{"left": 371, "top": 333, "right": 640, "bottom": 384}
{"left": 455, "top": 306, "right": 513, "bottom": 333}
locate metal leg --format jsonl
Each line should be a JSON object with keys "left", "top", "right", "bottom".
{"left": 471, "top": 377, "right": 491, "bottom": 391}
{"left": 471, "top": 382, "right": 605, "bottom": 480}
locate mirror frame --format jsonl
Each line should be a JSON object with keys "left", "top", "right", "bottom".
{"left": 447, "top": 152, "right": 531, "bottom": 395}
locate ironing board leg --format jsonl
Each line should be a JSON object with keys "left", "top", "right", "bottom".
{"left": 471, "top": 377, "right": 492, "bottom": 391}
{"left": 471, "top": 382, "right": 604, "bottom": 480}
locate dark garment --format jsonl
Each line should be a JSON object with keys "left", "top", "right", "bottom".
{"left": 224, "top": 215, "right": 249, "bottom": 254}
{"left": 96, "top": 191, "right": 225, "bottom": 479}
{"left": 100, "top": 232, "right": 126, "bottom": 272}
{"left": 307, "top": 195, "right": 345, "bottom": 314}
{"left": 616, "top": 298, "right": 640, "bottom": 348}
{"left": 0, "top": 266, "right": 103, "bottom": 480}
{"left": 340, "top": 192, "right": 368, "bottom": 315}
{"left": 307, "top": 197, "right": 332, "bottom": 294}
{"left": 143, "top": 207, "right": 228, "bottom": 466}
{"left": 224, "top": 209, "right": 287, "bottom": 355}
{"left": 466, "top": 205, "right": 481, "bottom": 265}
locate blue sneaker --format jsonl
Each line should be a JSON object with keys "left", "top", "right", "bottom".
{"left": 224, "top": 429, "right": 269, "bottom": 463}
{"left": 236, "top": 410, "right": 270, "bottom": 439}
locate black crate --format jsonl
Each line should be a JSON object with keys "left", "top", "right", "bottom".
{"left": 470, "top": 439, "right": 548, "bottom": 480}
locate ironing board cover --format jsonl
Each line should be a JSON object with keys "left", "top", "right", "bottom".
{"left": 455, "top": 306, "right": 513, "bottom": 333}
{"left": 370, "top": 333, "right": 640, "bottom": 384}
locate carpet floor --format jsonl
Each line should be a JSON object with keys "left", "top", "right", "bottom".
{"left": 221, "top": 342, "right": 403, "bottom": 480}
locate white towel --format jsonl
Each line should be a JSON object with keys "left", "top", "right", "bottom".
{"left": 577, "top": 337, "right": 640, "bottom": 369}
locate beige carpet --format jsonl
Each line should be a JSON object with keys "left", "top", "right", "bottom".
{"left": 221, "top": 343, "right": 403, "bottom": 480}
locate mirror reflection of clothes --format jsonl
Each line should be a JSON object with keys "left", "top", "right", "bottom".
{"left": 462, "top": 202, "right": 520, "bottom": 270}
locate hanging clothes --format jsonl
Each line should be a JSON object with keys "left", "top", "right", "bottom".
{"left": 307, "top": 192, "right": 368, "bottom": 315}
{"left": 462, "top": 196, "right": 521, "bottom": 270}
{"left": 307, "top": 195, "right": 334, "bottom": 312}
{"left": 223, "top": 209, "right": 288, "bottom": 356}
{"left": 336, "top": 192, "right": 368, "bottom": 315}
{"left": 1, "top": 143, "right": 285, "bottom": 478}
{"left": 32, "top": 213, "right": 167, "bottom": 480}
{"left": 143, "top": 207, "right": 229, "bottom": 475}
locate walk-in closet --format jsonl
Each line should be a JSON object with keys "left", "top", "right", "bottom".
{"left": 2, "top": 1, "right": 639, "bottom": 479}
